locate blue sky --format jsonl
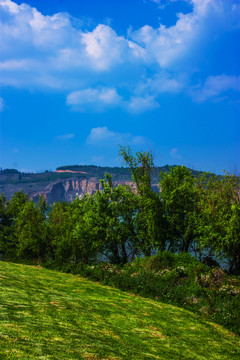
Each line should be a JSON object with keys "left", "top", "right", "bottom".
{"left": 0, "top": 0, "right": 239, "bottom": 174}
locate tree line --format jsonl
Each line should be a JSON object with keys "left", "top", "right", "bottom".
{"left": 0, "top": 146, "right": 239, "bottom": 274}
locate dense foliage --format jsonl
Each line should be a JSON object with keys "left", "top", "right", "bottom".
{"left": 0, "top": 147, "right": 239, "bottom": 272}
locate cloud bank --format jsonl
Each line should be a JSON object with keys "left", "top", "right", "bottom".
{"left": 1, "top": 0, "right": 240, "bottom": 112}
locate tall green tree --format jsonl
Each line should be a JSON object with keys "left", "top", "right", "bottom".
{"left": 197, "top": 173, "right": 240, "bottom": 274}
{"left": 14, "top": 200, "right": 47, "bottom": 260}
{"left": 48, "top": 201, "right": 70, "bottom": 264}
{"left": 119, "top": 146, "right": 153, "bottom": 196}
{"left": 159, "top": 166, "right": 198, "bottom": 253}
{"left": 71, "top": 194, "right": 106, "bottom": 264}
{"left": 105, "top": 182, "right": 138, "bottom": 264}
{"left": 0, "top": 194, "right": 8, "bottom": 256}
{"left": 120, "top": 146, "right": 165, "bottom": 256}
{"left": 5, "top": 191, "right": 29, "bottom": 219}
{"left": 1, "top": 191, "right": 29, "bottom": 259}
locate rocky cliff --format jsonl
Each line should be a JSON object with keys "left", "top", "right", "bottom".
{"left": 32, "top": 178, "right": 149, "bottom": 204}
{"left": 33, "top": 178, "right": 102, "bottom": 203}
{"left": 0, "top": 175, "right": 159, "bottom": 204}
{"left": 1, "top": 164, "right": 186, "bottom": 203}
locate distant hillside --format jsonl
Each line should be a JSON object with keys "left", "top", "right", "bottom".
{"left": 56, "top": 164, "right": 175, "bottom": 181}
{"left": 0, "top": 165, "right": 207, "bottom": 203}
{"left": 0, "top": 168, "right": 20, "bottom": 174}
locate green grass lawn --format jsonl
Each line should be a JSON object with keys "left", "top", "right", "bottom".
{"left": 0, "top": 262, "right": 239, "bottom": 360}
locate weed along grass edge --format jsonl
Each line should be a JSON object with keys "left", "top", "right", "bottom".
{"left": 0, "top": 261, "right": 239, "bottom": 360}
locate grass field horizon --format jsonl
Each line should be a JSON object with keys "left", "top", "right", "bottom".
{"left": 0, "top": 261, "right": 240, "bottom": 360}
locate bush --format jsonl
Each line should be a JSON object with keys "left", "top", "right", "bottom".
{"left": 65, "top": 252, "right": 240, "bottom": 336}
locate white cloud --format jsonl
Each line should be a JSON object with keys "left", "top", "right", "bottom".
{"left": 87, "top": 127, "right": 118, "bottom": 144}
{"left": 81, "top": 25, "right": 140, "bottom": 70}
{"left": 127, "top": 96, "right": 160, "bottom": 113}
{"left": 131, "top": 0, "right": 240, "bottom": 70}
{"left": 191, "top": 74, "right": 240, "bottom": 103}
{"left": 86, "top": 127, "right": 148, "bottom": 146}
{"left": 0, "top": 1, "right": 142, "bottom": 89}
{"left": 67, "top": 87, "right": 162, "bottom": 113}
{"left": 56, "top": 133, "right": 75, "bottom": 140}
{"left": 0, "top": 0, "right": 18, "bottom": 13}
{"left": 135, "top": 71, "right": 186, "bottom": 97}
{"left": 67, "top": 87, "right": 122, "bottom": 112}
{"left": 0, "top": 0, "right": 240, "bottom": 109}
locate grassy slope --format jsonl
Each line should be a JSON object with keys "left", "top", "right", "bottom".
{"left": 0, "top": 262, "right": 239, "bottom": 360}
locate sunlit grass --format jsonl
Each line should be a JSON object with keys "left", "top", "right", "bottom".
{"left": 0, "top": 261, "right": 239, "bottom": 359}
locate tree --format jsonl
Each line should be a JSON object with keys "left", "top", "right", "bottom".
{"left": 14, "top": 200, "right": 47, "bottom": 260}
{"left": 72, "top": 194, "right": 106, "bottom": 264}
{"left": 48, "top": 201, "right": 70, "bottom": 264}
{"left": 159, "top": 166, "right": 198, "bottom": 253}
{"left": 119, "top": 146, "right": 153, "bottom": 196}
{"left": 1, "top": 191, "right": 29, "bottom": 259}
{"left": 0, "top": 194, "right": 8, "bottom": 256}
{"left": 48, "top": 192, "right": 108, "bottom": 265}
{"left": 5, "top": 191, "right": 29, "bottom": 219}
{"left": 119, "top": 146, "right": 165, "bottom": 256}
{"left": 196, "top": 173, "right": 240, "bottom": 274}
{"left": 134, "top": 190, "right": 166, "bottom": 255}
{"left": 105, "top": 182, "right": 138, "bottom": 264}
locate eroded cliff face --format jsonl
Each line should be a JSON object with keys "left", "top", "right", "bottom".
{"left": 61, "top": 178, "right": 101, "bottom": 202}
{"left": 31, "top": 178, "right": 100, "bottom": 203}
{"left": 32, "top": 178, "right": 159, "bottom": 204}
{"left": 32, "top": 178, "right": 129, "bottom": 204}
{"left": 1, "top": 176, "right": 159, "bottom": 204}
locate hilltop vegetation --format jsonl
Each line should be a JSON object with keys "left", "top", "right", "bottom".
{"left": 0, "top": 261, "right": 240, "bottom": 360}
{"left": 0, "top": 163, "right": 204, "bottom": 186}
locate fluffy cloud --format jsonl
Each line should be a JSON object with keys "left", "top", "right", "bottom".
{"left": 0, "top": 0, "right": 240, "bottom": 110}
{"left": 127, "top": 96, "right": 160, "bottom": 114}
{"left": 81, "top": 25, "right": 144, "bottom": 71}
{"left": 131, "top": 1, "right": 240, "bottom": 70}
{"left": 0, "top": 0, "right": 142, "bottom": 89}
{"left": 134, "top": 71, "right": 186, "bottom": 97}
{"left": 67, "top": 88, "right": 161, "bottom": 113}
{"left": 67, "top": 87, "right": 122, "bottom": 111}
{"left": 191, "top": 74, "right": 240, "bottom": 103}
{"left": 86, "top": 127, "right": 147, "bottom": 146}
